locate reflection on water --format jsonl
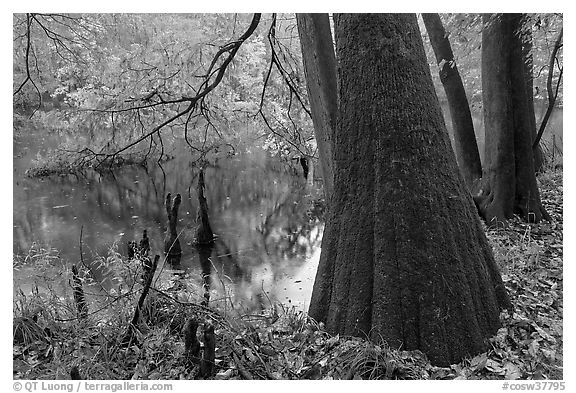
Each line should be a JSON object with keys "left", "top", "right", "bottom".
{"left": 13, "top": 131, "right": 325, "bottom": 312}
{"left": 15, "top": 106, "right": 560, "bottom": 313}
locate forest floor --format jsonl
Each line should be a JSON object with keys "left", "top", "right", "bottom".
{"left": 13, "top": 170, "right": 563, "bottom": 380}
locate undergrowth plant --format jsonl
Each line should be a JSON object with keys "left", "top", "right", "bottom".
{"left": 13, "top": 168, "right": 564, "bottom": 380}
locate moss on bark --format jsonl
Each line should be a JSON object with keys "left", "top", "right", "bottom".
{"left": 308, "top": 13, "right": 510, "bottom": 367}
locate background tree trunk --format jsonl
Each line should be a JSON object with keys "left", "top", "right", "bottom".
{"left": 422, "top": 13, "right": 482, "bottom": 189}
{"left": 533, "top": 27, "right": 563, "bottom": 152}
{"left": 520, "top": 16, "right": 545, "bottom": 172}
{"left": 308, "top": 13, "right": 510, "bottom": 367}
{"left": 511, "top": 15, "right": 550, "bottom": 222}
{"left": 475, "top": 14, "right": 516, "bottom": 223}
{"left": 475, "top": 14, "right": 549, "bottom": 224}
{"left": 296, "top": 13, "right": 337, "bottom": 201}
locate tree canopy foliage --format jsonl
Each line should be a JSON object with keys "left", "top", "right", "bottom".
{"left": 14, "top": 13, "right": 562, "bottom": 175}
{"left": 13, "top": 13, "right": 316, "bottom": 170}
{"left": 13, "top": 12, "right": 564, "bottom": 378}
{"left": 420, "top": 13, "right": 563, "bottom": 109}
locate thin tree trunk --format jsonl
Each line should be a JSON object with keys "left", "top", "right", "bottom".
{"left": 521, "top": 16, "right": 545, "bottom": 172}
{"left": 476, "top": 14, "right": 517, "bottom": 223}
{"left": 309, "top": 13, "right": 510, "bottom": 367}
{"left": 422, "top": 13, "right": 482, "bottom": 189}
{"left": 533, "top": 26, "right": 563, "bottom": 149}
{"left": 511, "top": 15, "right": 550, "bottom": 222}
{"left": 296, "top": 13, "right": 337, "bottom": 201}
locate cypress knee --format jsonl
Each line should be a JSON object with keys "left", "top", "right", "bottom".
{"left": 139, "top": 230, "right": 153, "bottom": 281}
{"left": 139, "top": 229, "right": 150, "bottom": 255}
{"left": 195, "top": 170, "right": 215, "bottom": 245}
{"left": 70, "top": 366, "right": 82, "bottom": 380}
{"left": 127, "top": 241, "right": 136, "bottom": 259}
{"left": 183, "top": 319, "right": 201, "bottom": 365}
{"left": 200, "top": 323, "right": 216, "bottom": 378}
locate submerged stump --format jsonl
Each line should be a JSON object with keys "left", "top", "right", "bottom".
{"left": 128, "top": 230, "right": 150, "bottom": 260}
{"left": 196, "top": 243, "right": 215, "bottom": 307}
{"left": 139, "top": 229, "right": 150, "bottom": 255}
{"left": 164, "top": 193, "right": 183, "bottom": 265}
{"left": 195, "top": 169, "right": 215, "bottom": 245}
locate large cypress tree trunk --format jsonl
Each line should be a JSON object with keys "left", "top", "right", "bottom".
{"left": 422, "top": 13, "right": 482, "bottom": 189}
{"left": 308, "top": 13, "right": 510, "bottom": 367}
{"left": 475, "top": 14, "right": 549, "bottom": 224}
{"left": 296, "top": 13, "right": 337, "bottom": 200}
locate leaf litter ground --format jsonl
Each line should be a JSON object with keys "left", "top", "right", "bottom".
{"left": 13, "top": 170, "right": 563, "bottom": 380}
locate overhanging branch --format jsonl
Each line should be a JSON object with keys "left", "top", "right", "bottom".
{"left": 82, "top": 13, "right": 262, "bottom": 169}
{"left": 257, "top": 13, "right": 311, "bottom": 158}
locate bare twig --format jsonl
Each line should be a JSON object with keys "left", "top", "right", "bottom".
{"left": 257, "top": 13, "right": 312, "bottom": 158}
{"left": 14, "top": 13, "right": 99, "bottom": 117}
{"left": 13, "top": 14, "right": 42, "bottom": 117}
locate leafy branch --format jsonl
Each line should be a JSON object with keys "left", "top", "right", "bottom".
{"left": 75, "top": 14, "right": 262, "bottom": 170}
{"left": 14, "top": 13, "right": 100, "bottom": 117}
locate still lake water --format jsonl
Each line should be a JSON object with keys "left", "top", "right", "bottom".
{"left": 12, "top": 105, "right": 562, "bottom": 313}
{"left": 13, "top": 131, "right": 324, "bottom": 312}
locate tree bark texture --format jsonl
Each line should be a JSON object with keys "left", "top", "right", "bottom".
{"left": 296, "top": 13, "right": 337, "bottom": 201}
{"left": 308, "top": 14, "right": 510, "bottom": 367}
{"left": 476, "top": 14, "right": 549, "bottom": 224}
{"left": 422, "top": 13, "right": 482, "bottom": 189}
